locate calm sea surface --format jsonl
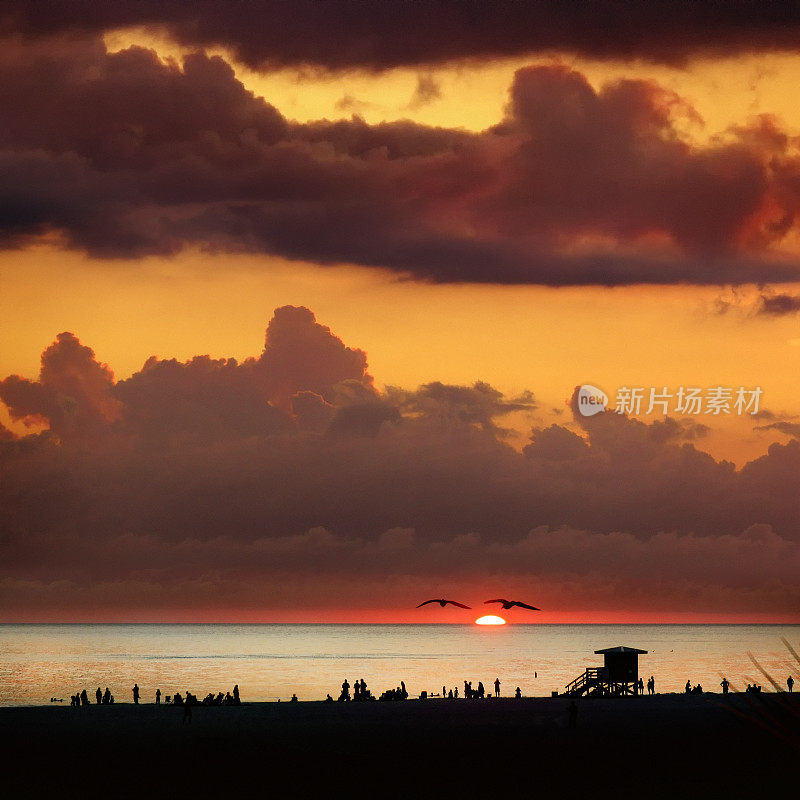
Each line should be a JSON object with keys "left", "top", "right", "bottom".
{"left": 0, "top": 624, "right": 797, "bottom": 706}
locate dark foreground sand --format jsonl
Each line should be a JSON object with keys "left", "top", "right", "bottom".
{"left": 3, "top": 694, "right": 798, "bottom": 799}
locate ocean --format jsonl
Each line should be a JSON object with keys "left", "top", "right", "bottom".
{"left": 1, "top": 623, "right": 797, "bottom": 705}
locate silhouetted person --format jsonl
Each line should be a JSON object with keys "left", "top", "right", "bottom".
{"left": 788, "top": 676, "right": 794, "bottom": 692}
{"left": 648, "top": 676, "right": 655, "bottom": 695}
{"left": 720, "top": 677, "right": 729, "bottom": 694}
{"left": 567, "top": 701, "right": 578, "bottom": 729}
{"left": 637, "top": 677, "right": 644, "bottom": 695}
{"left": 102, "top": 687, "right": 111, "bottom": 705}
{"left": 494, "top": 678, "right": 500, "bottom": 697}
{"left": 291, "top": 693, "right": 298, "bottom": 702}
{"left": 515, "top": 687, "right": 521, "bottom": 699}
{"left": 132, "top": 684, "right": 139, "bottom": 705}
{"left": 80, "top": 689, "right": 89, "bottom": 706}
{"left": 477, "top": 681, "right": 484, "bottom": 699}
{"left": 95, "top": 687, "right": 102, "bottom": 705}
{"left": 155, "top": 689, "right": 161, "bottom": 705}
{"left": 401, "top": 681, "right": 407, "bottom": 700}
{"left": 685, "top": 680, "right": 691, "bottom": 694}
{"left": 233, "top": 684, "right": 240, "bottom": 704}
{"left": 448, "top": 689, "right": 453, "bottom": 699}
{"left": 341, "top": 679, "right": 350, "bottom": 701}
{"left": 354, "top": 680, "right": 360, "bottom": 701}
{"left": 325, "top": 694, "right": 333, "bottom": 703}
{"left": 454, "top": 687, "right": 458, "bottom": 699}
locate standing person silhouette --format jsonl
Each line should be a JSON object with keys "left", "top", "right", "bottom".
{"left": 638, "top": 677, "right": 644, "bottom": 695}
{"left": 95, "top": 687, "right": 102, "bottom": 705}
{"left": 155, "top": 689, "right": 161, "bottom": 705}
{"left": 788, "top": 675, "right": 794, "bottom": 692}
{"left": 720, "top": 677, "right": 729, "bottom": 695}
{"left": 132, "top": 684, "right": 140, "bottom": 705}
{"left": 494, "top": 678, "right": 500, "bottom": 697}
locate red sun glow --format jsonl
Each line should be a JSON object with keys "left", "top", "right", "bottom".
{"left": 475, "top": 615, "right": 506, "bottom": 625}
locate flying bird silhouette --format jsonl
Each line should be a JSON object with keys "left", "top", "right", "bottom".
{"left": 417, "top": 599, "right": 472, "bottom": 609}
{"left": 484, "top": 599, "right": 540, "bottom": 611}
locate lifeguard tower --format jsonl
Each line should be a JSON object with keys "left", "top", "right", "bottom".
{"left": 564, "top": 645, "right": 647, "bottom": 697}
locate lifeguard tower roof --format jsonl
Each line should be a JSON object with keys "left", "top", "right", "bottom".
{"left": 594, "top": 646, "right": 648, "bottom": 655}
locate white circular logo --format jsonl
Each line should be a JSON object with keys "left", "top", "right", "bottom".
{"left": 577, "top": 384, "right": 608, "bottom": 416}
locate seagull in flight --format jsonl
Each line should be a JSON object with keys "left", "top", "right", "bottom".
{"left": 417, "top": 599, "right": 472, "bottom": 609}
{"left": 484, "top": 599, "right": 540, "bottom": 611}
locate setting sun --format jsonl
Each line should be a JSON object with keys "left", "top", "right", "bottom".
{"left": 475, "top": 615, "right": 506, "bottom": 626}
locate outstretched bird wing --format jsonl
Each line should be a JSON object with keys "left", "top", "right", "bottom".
{"left": 511, "top": 601, "right": 540, "bottom": 610}
{"left": 416, "top": 599, "right": 441, "bottom": 608}
{"left": 445, "top": 600, "right": 471, "bottom": 609}
{"left": 484, "top": 599, "right": 508, "bottom": 605}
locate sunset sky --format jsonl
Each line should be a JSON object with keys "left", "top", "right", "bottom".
{"left": 1, "top": 1, "right": 800, "bottom": 622}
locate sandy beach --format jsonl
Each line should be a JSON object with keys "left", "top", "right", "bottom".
{"left": 4, "top": 693, "right": 797, "bottom": 798}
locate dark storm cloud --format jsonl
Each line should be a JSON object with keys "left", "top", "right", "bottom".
{"left": 755, "top": 420, "right": 800, "bottom": 439}
{"left": 757, "top": 292, "right": 800, "bottom": 315}
{"left": 1, "top": 308, "right": 800, "bottom": 616}
{"left": 4, "top": 0, "right": 800, "bottom": 69}
{"left": 3, "top": 36, "right": 800, "bottom": 284}
{"left": 407, "top": 75, "right": 442, "bottom": 109}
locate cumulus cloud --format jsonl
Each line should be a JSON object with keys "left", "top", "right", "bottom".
{"left": 2, "top": 37, "right": 800, "bottom": 284}
{"left": 0, "top": 332, "right": 121, "bottom": 441}
{"left": 1, "top": 308, "right": 799, "bottom": 618}
{"left": 4, "top": 1, "right": 800, "bottom": 69}
{"left": 257, "top": 305, "right": 374, "bottom": 412}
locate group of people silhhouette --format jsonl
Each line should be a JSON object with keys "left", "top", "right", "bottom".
{"left": 66, "top": 683, "right": 241, "bottom": 719}
{"left": 70, "top": 687, "right": 114, "bottom": 706}
{"left": 336, "top": 678, "right": 375, "bottom": 701}
{"left": 331, "top": 677, "right": 526, "bottom": 702}
{"left": 200, "top": 685, "right": 241, "bottom": 706}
